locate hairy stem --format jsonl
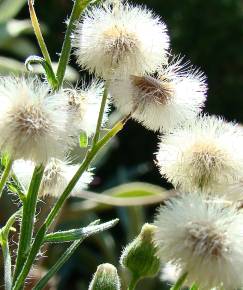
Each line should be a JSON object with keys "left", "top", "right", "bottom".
{"left": 0, "top": 158, "right": 13, "bottom": 199}
{"left": 92, "top": 86, "right": 109, "bottom": 146}
{"left": 13, "top": 165, "right": 44, "bottom": 282}
{"left": 1, "top": 239, "right": 12, "bottom": 290}
{"left": 56, "top": 0, "right": 92, "bottom": 88}
{"left": 13, "top": 121, "right": 124, "bottom": 290}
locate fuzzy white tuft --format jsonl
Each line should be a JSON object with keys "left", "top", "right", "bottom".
{"left": 109, "top": 59, "right": 207, "bottom": 132}
{"left": 0, "top": 77, "right": 73, "bottom": 164}
{"left": 160, "top": 262, "right": 182, "bottom": 284}
{"left": 66, "top": 81, "right": 110, "bottom": 137}
{"left": 73, "top": 2, "right": 169, "bottom": 79}
{"left": 156, "top": 115, "right": 243, "bottom": 197}
{"left": 13, "top": 159, "right": 93, "bottom": 197}
{"left": 154, "top": 193, "right": 243, "bottom": 289}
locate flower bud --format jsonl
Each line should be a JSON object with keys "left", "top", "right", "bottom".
{"left": 120, "top": 223, "right": 160, "bottom": 279}
{"left": 88, "top": 263, "right": 121, "bottom": 290}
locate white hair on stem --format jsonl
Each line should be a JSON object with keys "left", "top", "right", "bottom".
{"left": 73, "top": 2, "right": 170, "bottom": 79}
{"left": 154, "top": 193, "right": 243, "bottom": 289}
{"left": 156, "top": 115, "right": 243, "bottom": 199}
{"left": 0, "top": 76, "right": 74, "bottom": 164}
{"left": 12, "top": 158, "right": 93, "bottom": 198}
{"left": 109, "top": 57, "right": 207, "bottom": 132}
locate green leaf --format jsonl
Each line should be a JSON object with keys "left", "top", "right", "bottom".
{"left": 69, "top": 183, "right": 174, "bottom": 216}
{"left": 0, "top": 0, "right": 27, "bottom": 23}
{"left": 79, "top": 131, "right": 89, "bottom": 148}
{"left": 33, "top": 219, "right": 119, "bottom": 290}
{"left": 44, "top": 218, "right": 119, "bottom": 243}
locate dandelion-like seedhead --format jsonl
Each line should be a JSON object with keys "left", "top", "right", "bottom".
{"left": 66, "top": 81, "right": 110, "bottom": 137}
{"left": 0, "top": 77, "right": 73, "bottom": 164}
{"left": 109, "top": 59, "right": 207, "bottom": 132}
{"left": 156, "top": 115, "right": 243, "bottom": 197}
{"left": 154, "top": 193, "right": 243, "bottom": 289}
{"left": 73, "top": 2, "right": 169, "bottom": 79}
{"left": 13, "top": 159, "right": 93, "bottom": 197}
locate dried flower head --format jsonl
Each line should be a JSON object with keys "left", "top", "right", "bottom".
{"left": 109, "top": 59, "right": 207, "bottom": 132}
{"left": 0, "top": 77, "right": 73, "bottom": 164}
{"left": 154, "top": 193, "right": 243, "bottom": 289}
{"left": 66, "top": 81, "right": 110, "bottom": 137}
{"left": 156, "top": 115, "right": 243, "bottom": 196}
{"left": 73, "top": 2, "right": 169, "bottom": 79}
{"left": 13, "top": 159, "right": 93, "bottom": 197}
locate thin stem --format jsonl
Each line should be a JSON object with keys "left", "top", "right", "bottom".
{"left": 127, "top": 275, "right": 139, "bottom": 290}
{"left": 1, "top": 239, "right": 12, "bottom": 290}
{"left": 13, "top": 165, "right": 44, "bottom": 282}
{"left": 28, "top": 0, "right": 52, "bottom": 67}
{"left": 170, "top": 272, "right": 188, "bottom": 290}
{"left": 56, "top": 0, "right": 92, "bottom": 88}
{"left": 0, "top": 210, "right": 22, "bottom": 290}
{"left": 0, "top": 158, "right": 13, "bottom": 198}
{"left": 92, "top": 86, "right": 109, "bottom": 146}
{"left": 28, "top": 0, "right": 58, "bottom": 89}
{"left": 45, "top": 120, "right": 123, "bottom": 229}
{"left": 13, "top": 121, "right": 123, "bottom": 290}
{"left": 33, "top": 240, "right": 82, "bottom": 290}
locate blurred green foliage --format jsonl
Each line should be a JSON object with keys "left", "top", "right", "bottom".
{"left": 0, "top": 0, "right": 243, "bottom": 289}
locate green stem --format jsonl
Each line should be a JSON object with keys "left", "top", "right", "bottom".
{"left": 0, "top": 158, "right": 13, "bottom": 198}
{"left": 28, "top": 0, "right": 52, "bottom": 68}
{"left": 189, "top": 284, "right": 199, "bottom": 290}
{"left": 1, "top": 239, "right": 12, "bottom": 290}
{"left": 170, "top": 272, "right": 188, "bottom": 290}
{"left": 92, "top": 86, "right": 109, "bottom": 146}
{"left": 127, "top": 275, "right": 139, "bottom": 290}
{"left": 0, "top": 209, "right": 22, "bottom": 290}
{"left": 13, "top": 165, "right": 44, "bottom": 282}
{"left": 56, "top": 0, "right": 92, "bottom": 88}
{"left": 28, "top": 0, "right": 58, "bottom": 89}
{"left": 13, "top": 121, "right": 124, "bottom": 290}
{"left": 33, "top": 240, "right": 82, "bottom": 290}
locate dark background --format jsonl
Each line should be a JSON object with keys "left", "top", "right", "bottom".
{"left": 1, "top": 0, "right": 243, "bottom": 289}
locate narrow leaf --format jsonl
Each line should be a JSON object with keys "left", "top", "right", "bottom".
{"left": 33, "top": 219, "right": 119, "bottom": 290}
{"left": 44, "top": 219, "right": 119, "bottom": 243}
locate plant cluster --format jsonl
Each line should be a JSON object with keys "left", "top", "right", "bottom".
{"left": 0, "top": 0, "right": 242, "bottom": 289}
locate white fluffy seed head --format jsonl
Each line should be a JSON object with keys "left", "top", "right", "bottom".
{"left": 12, "top": 159, "right": 93, "bottom": 197}
{"left": 66, "top": 81, "right": 110, "bottom": 137}
{"left": 156, "top": 115, "right": 243, "bottom": 197}
{"left": 154, "top": 193, "right": 243, "bottom": 289}
{"left": 109, "top": 59, "right": 207, "bottom": 132}
{"left": 0, "top": 77, "right": 73, "bottom": 164}
{"left": 73, "top": 2, "right": 170, "bottom": 79}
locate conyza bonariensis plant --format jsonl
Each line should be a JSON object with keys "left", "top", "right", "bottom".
{"left": 0, "top": 0, "right": 242, "bottom": 289}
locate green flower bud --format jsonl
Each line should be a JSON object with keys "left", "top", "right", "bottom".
{"left": 88, "top": 263, "right": 121, "bottom": 290}
{"left": 120, "top": 223, "right": 160, "bottom": 279}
